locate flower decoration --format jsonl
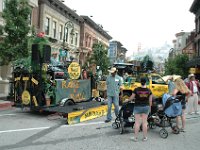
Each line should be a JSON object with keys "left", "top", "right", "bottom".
{"left": 37, "top": 32, "right": 45, "bottom": 38}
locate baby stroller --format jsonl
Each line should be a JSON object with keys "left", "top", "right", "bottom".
{"left": 112, "top": 101, "right": 135, "bottom": 134}
{"left": 148, "top": 93, "right": 182, "bottom": 138}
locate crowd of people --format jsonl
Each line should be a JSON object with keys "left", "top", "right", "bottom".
{"left": 104, "top": 67, "right": 200, "bottom": 142}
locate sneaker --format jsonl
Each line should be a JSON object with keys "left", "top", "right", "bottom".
{"left": 180, "top": 128, "right": 186, "bottom": 132}
{"left": 104, "top": 119, "right": 111, "bottom": 123}
{"left": 143, "top": 137, "right": 148, "bottom": 141}
{"left": 130, "top": 137, "right": 138, "bottom": 142}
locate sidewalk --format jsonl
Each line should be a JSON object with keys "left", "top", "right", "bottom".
{"left": 0, "top": 100, "right": 14, "bottom": 111}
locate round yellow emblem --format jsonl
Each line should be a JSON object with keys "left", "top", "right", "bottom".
{"left": 22, "top": 90, "right": 31, "bottom": 105}
{"left": 68, "top": 62, "right": 81, "bottom": 79}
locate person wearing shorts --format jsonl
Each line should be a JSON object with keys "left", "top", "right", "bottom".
{"left": 173, "top": 78, "right": 191, "bottom": 132}
{"left": 125, "top": 77, "right": 152, "bottom": 142}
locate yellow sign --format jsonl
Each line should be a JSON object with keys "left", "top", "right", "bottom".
{"left": 31, "top": 77, "right": 39, "bottom": 85}
{"left": 68, "top": 62, "right": 81, "bottom": 79}
{"left": 22, "top": 77, "right": 29, "bottom": 81}
{"left": 68, "top": 105, "right": 114, "bottom": 124}
{"left": 189, "top": 68, "right": 200, "bottom": 74}
{"left": 97, "top": 81, "right": 107, "bottom": 91}
{"left": 92, "top": 89, "right": 99, "bottom": 97}
{"left": 22, "top": 90, "right": 31, "bottom": 105}
{"left": 32, "top": 96, "right": 38, "bottom": 106}
{"left": 15, "top": 77, "right": 21, "bottom": 81}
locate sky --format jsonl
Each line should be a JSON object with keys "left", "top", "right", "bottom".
{"left": 64, "top": 0, "right": 195, "bottom": 55}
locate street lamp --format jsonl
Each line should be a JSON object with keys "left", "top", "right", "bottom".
{"left": 63, "top": 21, "right": 75, "bottom": 50}
{"left": 62, "top": 21, "right": 75, "bottom": 62}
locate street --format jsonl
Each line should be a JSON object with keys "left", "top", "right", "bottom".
{"left": 0, "top": 107, "right": 200, "bottom": 150}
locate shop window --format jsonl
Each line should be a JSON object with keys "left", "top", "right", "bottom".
{"left": 53, "top": 21, "right": 57, "bottom": 38}
{"left": 59, "top": 25, "right": 63, "bottom": 40}
{"left": 75, "top": 33, "right": 78, "bottom": 46}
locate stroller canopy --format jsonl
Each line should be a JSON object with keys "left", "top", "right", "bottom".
{"left": 162, "top": 93, "right": 182, "bottom": 117}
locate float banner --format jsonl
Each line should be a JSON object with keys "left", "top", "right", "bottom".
{"left": 68, "top": 105, "right": 113, "bottom": 124}
{"left": 55, "top": 79, "right": 91, "bottom": 103}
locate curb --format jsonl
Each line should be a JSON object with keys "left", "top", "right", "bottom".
{"left": 0, "top": 101, "right": 14, "bottom": 110}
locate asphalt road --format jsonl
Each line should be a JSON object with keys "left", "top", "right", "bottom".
{"left": 0, "top": 107, "right": 200, "bottom": 150}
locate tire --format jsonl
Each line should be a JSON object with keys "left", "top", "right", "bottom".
{"left": 120, "top": 92, "right": 131, "bottom": 105}
{"left": 64, "top": 99, "right": 75, "bottom": 106}
{"left": 159, "top": 129, "right": 168, "bottom": 138}
{"left": 112, "top": 122, "right": 119, "bottom": 129}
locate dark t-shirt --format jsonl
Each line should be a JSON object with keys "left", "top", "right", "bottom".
{"left": 133, "top": 87, "right": 152, "bottom": 106}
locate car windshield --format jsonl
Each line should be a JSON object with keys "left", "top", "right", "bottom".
{"left": 152, "top": 75, "right": 166, "bottom": 84}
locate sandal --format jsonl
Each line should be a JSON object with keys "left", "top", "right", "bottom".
{"left": 143, "top": 137, "right": 148, "bottom": 141}
{"left": 180, "top": 128, "right": 186, "bottom": 132}
{"left": 130, "top": 137, "right": 138, "bottom": 142}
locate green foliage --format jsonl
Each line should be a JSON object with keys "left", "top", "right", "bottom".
{"left": 140, "top": 55, "right": 154, "bottom": 72}
{"left": 0, "top": 0, "right": 31, "bottom": 65}
{"left": 13, "top": 56, "right": 31, "bottom": 72}
{"left": 164, "top": 54, "right": 189, "bottom": 78}
{"left": 85, "top": 42, "right": 110, "bottom": 74}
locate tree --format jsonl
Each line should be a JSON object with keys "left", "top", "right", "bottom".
{"left": 85, "top": 42, "right": 110, "bottom": 74}
{"left": 164, "top": 54, "right": 189, "bottom": 78}
{"left": 0, "top": 0, "right": 31, "bottom": 65}
{"left": 140, "top": 55, "right": 154, "bottom": 72}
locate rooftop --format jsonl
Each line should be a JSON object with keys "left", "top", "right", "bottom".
{"left": 81, "top": 15, "right": 112, "bottom": 40}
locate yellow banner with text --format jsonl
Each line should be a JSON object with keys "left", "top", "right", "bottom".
{"left": 67, "top": 105, "right": 114, "bottom": 124}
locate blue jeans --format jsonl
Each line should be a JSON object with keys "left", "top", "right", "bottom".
{"left": 107, "top": 96, "right": 119, "bottom": 120}
{"left": 134, "top": 106, "right": 150, "bottom": 115}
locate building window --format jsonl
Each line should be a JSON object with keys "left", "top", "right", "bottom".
{"left": 70, "top": 30, "right": 74, "bottom": 45}
{"left": 2, "top": 0, "right": 6, "bottom": 10}
{"left": 59, "top": 25, "right": 63, "bottom": 40}
{"left": 53, "top": 21, "right": 56, "bottom": 38}
{"left": 45, "top": 17, "right": 50, "bottom": 35}
{"left": 75, "top": 33, "right": 78, "bottom": 46}
{"left": 198, "top": 40, "right": 200, "bottom": 56}
{"left": 178, "top": 38, "right": 182, "bottom": 48}
{"left": 65, "top": 27, "right": 68, "bottom": 42}
{"left": 28, "top": 10, "right": 32, "bottom": 25}
{"left": 88, "top": 37, "right": 91, "bottom": 47}
{"left": 198, "top": 17, "right": 200, "bottom": 33}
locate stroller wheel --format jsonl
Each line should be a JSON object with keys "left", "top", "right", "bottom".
{"left": 159, "top": 129, "right": 168, "bottom": 138}
{"left": 112, "top": 122, "right": 119, "bottom": 129}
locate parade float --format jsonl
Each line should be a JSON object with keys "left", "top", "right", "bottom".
{"left": 13, "top": 32, "right": 107, "bottom": 124}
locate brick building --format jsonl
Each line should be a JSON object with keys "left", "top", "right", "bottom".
{"left": 38, "top": 0, "right": 83, "bottom": 63}
{"left": 187, "top": 0, "right": 200, "bottom": 79}
{"left": 79, "top": 16, "right": 112, "bottom": 66}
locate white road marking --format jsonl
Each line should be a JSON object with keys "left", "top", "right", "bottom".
{"left": 0, "top": 114, "right": 16, "bottom": 117}
{"left": 61, "top": 121, "right": 105, "bottom": 128}
{"left": 0, "top": 121, "right": 106, "bottom": 134}
{"left": 0, "top": 127, "right": 50, "bottom": 134}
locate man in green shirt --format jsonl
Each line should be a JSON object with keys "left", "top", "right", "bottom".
{"left": 105, "top": 67, "right": 123, "bottom": 123}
